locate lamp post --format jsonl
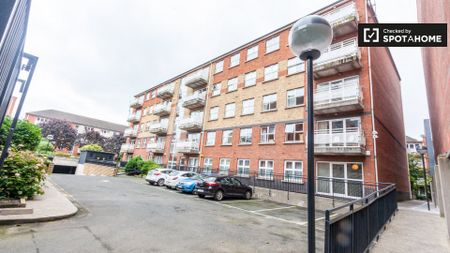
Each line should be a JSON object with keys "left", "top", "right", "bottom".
{"left": 417, "top": 146, "right": 430, "bottom": 211}
{"left": 288, "top": 15, "right": 333, "bottom": 253}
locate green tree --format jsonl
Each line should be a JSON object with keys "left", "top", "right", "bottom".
{"left": 124, "top": 156, "right": 159, "bottom": 175}
{"left": 0, "top": 117, "right": 42, "bottom": 151}
{"left": 408, "top": 153, "right": 432, "bottom": 199}
{"left": 39, "top": 120, "right": 77, "bottom": 150}
{"left": 80, "top": 144, "right": 103, "bottom": 152}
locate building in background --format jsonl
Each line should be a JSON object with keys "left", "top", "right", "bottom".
{"left": 406, "top": 135, "right": 423, "bottom": 153}
{"left": 123, "top": 0, "right": 410, "bottom": 199}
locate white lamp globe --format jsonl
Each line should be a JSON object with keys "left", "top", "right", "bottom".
{"left": 288, "top": 15, "right": 333, "bottom": 60}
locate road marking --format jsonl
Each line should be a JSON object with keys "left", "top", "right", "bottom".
{"left": 252, "top": 205, "right": 297, "bottom": 213}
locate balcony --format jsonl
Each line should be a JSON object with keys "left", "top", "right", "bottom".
{"left": 123, "top": 128, "right": 138, "bottom": 138}
{"left": 120, "top": 143, "right": 135, "bottom": 153}
{"left": 182, "top": 93, "right": 206, "bottom": 109}
{"left": 314, "top": 76, "right": 363, "bottom": 115}
{"left": 149, "top": 122, "right": 168, "bottom": 135}
{"left": 314, "top": 38, "right": 361, "bottom": 79}
{"left": 157, "top": 84, "right": 174, "bottom": 99}
{"left": 175, "top": 141, "right": 200, "bottom": 154}
{"left": 179, "top": 117, "right": 203, "bottom": 132}
{"left": 323, "top": 2, "right": 358, "bottom": 37}
{"left": 184, "top": 75, "right": 208, "bottom": 89}
{"left": 129, "top": 97, "right": 144, "bottom": 109}
{"left": 127, "top": 114, "right": 141, "bottom": 123}
{"left": 314, "top": 127, "right": 366, "bottom": 155}
{"left": 147, "top": 142, "right": 165, "bottom": 153}
{"left": 153, "top": 103, "right": 171, "bottom": 116}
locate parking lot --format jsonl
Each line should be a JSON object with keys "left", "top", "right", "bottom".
{"left": 0, "top": 174, "right": 325, "bottom": 253}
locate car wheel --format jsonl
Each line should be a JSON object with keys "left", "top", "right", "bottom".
{"left": 245, "top": 190, "right": 252, "bottom": 200}
{"left": 214, "top": 190, "right": 224, "bottom": 201}
{"left": 157, "top": 179, "right": 164, "bottom": 186}
{"left": 198, "top": 194, "right": 205, "bottom": 198}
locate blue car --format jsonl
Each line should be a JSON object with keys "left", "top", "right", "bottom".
{"left": 176, "top": 175, "right": 204, "bottom": 194}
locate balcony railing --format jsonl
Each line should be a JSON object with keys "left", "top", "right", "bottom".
{"left": 314, "top": 127, "right": 366, "bottom": 155}
{"left": 120, "top": 143, "right": 135, "bottom": 153}
{"left": 323, "top": 2, "right": 358, "bottom": 37}
{"left": 157, "top": 84, "right": 174, "bottom": 99}
{"left": 153, "top": 103, "right": 171, "bottom": 116}
{"left": 123, "top": 128, "right": 138, "bottom": 138}
{"left": 314, "top": 76, "right": 363, "bottom": 114}
{"left": 129, "top": 97, "right": 144, "bottom": 108}
{"left": 178, "top": 117, "right": 203, "bottom": 132}
{"left": 127, "top": 114, "right": 141, "bottom": 123}
{"left": 175, "top": 141, "right": 200, "bottom": 154}
{"left": 147, "top": 142, "right": 165, "bottom": 153}
{"left": 184, "top": 74, "right": 208, "bottom": 89}
{"left": 182, "top": 92, "right": 206, "bottom": 109}
{"left": 314, "top": 38, "right": 361, "bottom": 78}
{"left": 149, "top": 122, "right": 168, "bottom": 135}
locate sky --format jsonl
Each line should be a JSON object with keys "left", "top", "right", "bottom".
{"left": 22, "top": 0, "right": 429, "bottom": 139}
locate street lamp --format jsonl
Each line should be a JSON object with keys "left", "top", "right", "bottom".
{"left": 288, "top": 15, "right": 333, "bottom": 253}
{"left": 417, "top": 146, "right": 430, "bottom": 211}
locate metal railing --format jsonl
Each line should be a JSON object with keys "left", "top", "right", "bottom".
{"left": 324, "top": 183, "right": 397, "bottom": 253}
{"left": 179, "top": 117, "right": 203, "bottom": 130}
{"left": 154, "top": 103, "right": 172, "bottom": 115}
{"left": 127, "top": 113, "right": 141, "bottom": 122}
{"left": 175, "top": 141, "right": 200, "bottom": 153}
{"left": 149, "top": 122, "right": 168, "bottom": 133}
{"left": 129, "top": 97, "right": 144, "bottom": 107}
{"left": 156, "top": 84, "right": 174, "bottom": 97}
{"left": 315, "top": 77, "right": 362, "bottom": 106}
{"left": 124, "top": 128, "right": 138, "bottom": 137}
{"left": 120, "top": 143, "right": 135, "bottom": 153}
{"left": 314, "top": 38, "right": 358, "bottom": 67}
{"left": 323, "top": 2, "right": 357, "bottom": 27}
{"left": 146, "top": 142, "right": 165, "bottom": 152}
{"left": 315, "top": 127, "right": 365, "bottom": 148}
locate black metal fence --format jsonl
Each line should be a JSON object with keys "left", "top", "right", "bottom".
{"left": 324, "top": 184, "right": 397, "bottom": 253}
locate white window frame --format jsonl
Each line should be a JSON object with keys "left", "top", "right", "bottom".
{"left": 285, "top": 122, "right": 304, "bottom": 143}
{"left": 286, "top": 88, "right": 305, "bottom": 107}
{"left": 239, "top": 128, "right": 252, "bottom": 144}
{"left": 316, "top": 162, "right": 364, "bottom": 198}
{"left": 215, "top": 60, "right": 224, "bottom": 74}
{"left": 237, "top": 159, "right": 251, "bottom": 177}
{"left": 242, "top": 98, "right": 255, "bottom": 115}
{"left": 264, "top": 64, "right": 279, "bottom": 81}
{"left": 224, "top": 103, "right": 236, "bottom": 118}
{"left": 219, "top": 158, "right": 231, "bottom": 175}
{"left": 258, "top": 160, "right": 274, "bottom": 180}
{"left": 230, "top": 53, "right": 240, "bottom": 68}
{"left": 246, "top": 45, "right": 259, "bottom": 61}
{"left": 209, "top": 107, "right": 219, "bottom": 121}
{"left": 260, "top": 125, "right": 275, "bottom": 144}
{"left": 244, "top": 71, "right": 257, "bottom": 87}
{"left": 265, "top": 36, "right": 280, "bottom": 53}
{"left": 227, "top": 77, "right": 238, "bottom": 92}
{"left": 204, "top": 158, "right": 213, "bottom": 173}
{"left": 212, "top": 83, "right": 221, "bottom": 96}
{"left": 262, "top": 94, "right": 277, "bottom": 112}
{"left": 284, "top": 160, "right": 303, "bottom": 183}
{"left": 287, "top": 57, "right": 305, "bottom": 75}
{"left": 222, "top": 130, "right": 233, "bottom": 145}
{"left": 206, "top": 131, "right": 216, "bottom": 146}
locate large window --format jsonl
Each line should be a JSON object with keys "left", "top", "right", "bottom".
{"left": 237, "top": 159, "right": 250, "bottom": 177}
{"left": 317, "top": 162, "right": 363, "bottom": 198}
{"left": 219, "top": 158, "right": 231, "bottom": 175}
{"left": 284, "top": 161, "right": 303, "bottom": 182}
{"left": 286, "top": 88, "right": 304, "bottom": 107}
{"left": 239, "top": 128, "right": 252, "bottom": 144}
{"left": 265, "top": 36, "right": 279, "bottom": 53}
{"left": 262, "top": 94, "right": 277, "bottom": 112}
{"left": 244, "top": 71, "right": 257, "bottom": 87}
{"left": 264, "top": 64, "right": 278, "bottom": 81}
{"left": 206, "top": 131, "right": 216, "bottom": 146}
{"left": 204, "top": 158, "right": 213, "bottom": 173}
{"left": 215, "top": 60, "right": 224, "bottom": 73}
{"left": 260, "top": 125, "right": 275, "bottom": 143}
{"left": 224, "top": 103, "right": 236, "bottom": 118}
{"left": 227, "top": 77, "right": 238, "bottom": 92}
{"left": 246, "top": 45, "right": 258, "bottom": 61}
{"left": 285, "top": 123, "right": 304, "bottom": 143}
{"left": 222, "top": 130, "right": 233, "bottom": 145}
{"left": 209, "top": 107, "right": 219, "bottom": 120}
{"left": 212, "top": 83, "right": 221, "bottom": 96}
{"left": 316, "top": 117, "right": 361, "bottom": 147}
{"left": 154, "top": 156, "right": 163, "bottom": 165}
{"left": 259, "top": 160, "right": 274, "bottom": 179}
{"left": 242, "top": 98, "right": 254, "bottom": 115}
{"left": 287, "top": 57, "right": 305, "bottom": 75}
{"left": 230, "top": 53, "right": 240, "bottom": 68}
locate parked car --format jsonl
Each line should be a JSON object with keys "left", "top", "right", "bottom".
{"left": 176, "top": 174, "right": 204, "bottom": 193}
{"left": 145, "top": 168, "right": 174, "bottom": 186}
{"left": 165, "top": 171, "right": 199, "bottom": 189}
{"left": 196, "top": 176, "right": 252, "bottom": 201}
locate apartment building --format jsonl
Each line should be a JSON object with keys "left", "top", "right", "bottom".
{"left": 122, "top": 0, "right": 410, "bottom": 199}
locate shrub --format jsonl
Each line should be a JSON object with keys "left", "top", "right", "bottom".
{"left": 124, "top": 157, "right": 159, "bottom": 175}
{"left": 0, "top": 117, "right": 42, "bottom": 151}
{"left": 35, "top": 139, "right": 54, "bottom": 156}
{"left": 54, "top": 152, "right": 71, "bottom": 158}
{"left": 80, "top": 144, "right": 103, "bottom": 152}
{"left": 0, "top": 150, "right": 48, "bottom": 200}
{"left": 141, "top": 160, "right": 159, "bottom": 175}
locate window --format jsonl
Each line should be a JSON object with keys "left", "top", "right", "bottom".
{"left": 259, "top": 160, "right": 274, "bottom": 179}
{"left": 219, "top": 158, "right": 231, "bottom": 175}
{"left": 262, "top": 94, "right": 277, "bottom": 112}
{"left": 316, "top": 117, "right": 361, "bottom": 147}
{"left": 224, "top": 103, "right": 236, "bottom": 118}
{"left": 222, "top": 130, "right": 233, "bottom": 145}
{"left": 227, "top": 77, "right": 238, "bottom": 92}
{"left": 284, "top": 161, "right": 303, "bottom": 182}
{"left": 154, "top": 156, "right": 163, "bottom": 164}
{"left": 215, "top": 60, "right": 224, "bottom": 73}
{"left": 264, "top": 64, "right": 278, "bottom": 81}
{"left": 212, "top": 83, "right": 221, "bottom": 96}
{"left": 204, "top": 158, "right": 213, "bottom": 173}
{"left": 242, "top": 98, "right": 254, "bottom": 115}
{"left": 239, "top": 128, "right": 252, "bottom": 144}
{"left": 260, "top": 125, "right": 275, "bottom": 143}
{"left": 246, "top": 45, "right": 258, "bottom": 61}
{"left": 286, "top": 88, "right": 305, "bottom": 107}
{"left": 287, "top": 57, "right": 305, "bottom": 75}
{"left": 152, "top": 91, "right": 156, "bottom": 98}
{"left": 206, "top": 131, "right": 216, "bottom": 146}
{"left": 244, "top": 71, "right": 257, "bottom": 87}
{"left": 285, "top": 123, "right": 304, "bottom": 143}
{"left": 317, "top": 162, "right": 363, "bottom": 198}
{"left": 209, "top": 107, "right": 219, "bottom": 120}
{"left": 237, "top": 159, "right": 250, "bottom": 177}
{"left": 265, "top": 36, "right": 279, "bottom": 53}
{"left": 230, "top": 53, "right": 240, "bottom": 67}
